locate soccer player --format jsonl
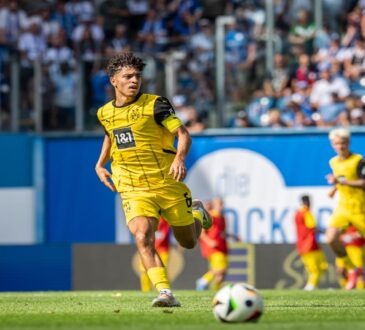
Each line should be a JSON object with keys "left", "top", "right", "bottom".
{"left": 326, "top": 127, "right": 365, "bottom": 290}
{"left": 336, "top": 225, "right": 365, "bottom": 289}
{"left": 294, "top": 195, "right": 328, "bottom": 291}
{"left": 196, "top": 197, "right": 238, "bottom": 291}
{"left": 140, "top": 217, "right": 171, "bottom": 292}
{"left": 95, "top": 52, "right": 212, "bottom": 307}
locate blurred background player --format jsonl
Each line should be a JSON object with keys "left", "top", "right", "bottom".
{"left": 196, "top": 197, "right": 239, "bottom": 291}
{"left": 336, "top": 225, "right": 365, "bottom": 289}
{"left": 294, "top": 195, "right": 328, "bottom": 291}
{"left": 140, "top": 217, "right": 171, "bottom": 292}
{"left": 329, "top": 185, "right": 365, "bottom": 289}
{"left": 326, "top": 128, "right": 365, "bottom": 290}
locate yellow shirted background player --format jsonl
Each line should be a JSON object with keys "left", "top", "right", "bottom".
{"left": 95, "top": 52, "right": 212, "bottom": 307}
{"left": 326, "top": 128, "right": 365, "bottom": 290}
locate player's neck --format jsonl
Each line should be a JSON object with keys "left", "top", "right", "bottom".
{"left": 114, "top": 93, "right": 141, "bottom": 107}
{"left": 338, "top": 151, "right": 351, "bottom": 160}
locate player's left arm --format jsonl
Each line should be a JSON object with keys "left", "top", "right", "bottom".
{"left": 154, "top": 96, "right": 192, "bottom": 181}
{"left": 95, "top": 134, "right": 116, "bottom": 192}
{"left": 336, "top": 158, "right": 365, "bottom": 188}
{"left": 169, "top": 125, "right": 191, "bottom": 182}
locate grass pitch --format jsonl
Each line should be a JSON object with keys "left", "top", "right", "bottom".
{"left": 1, "top": 290, "right": 365, "bottom": 330}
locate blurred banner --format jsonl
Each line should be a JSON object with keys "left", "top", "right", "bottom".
{"left": 1, "top": 131, "right": 365, "bottom": 244}
{"left": 0, "top": 242, "right": 339, "bottom": 291}
{"left": 0, "top": 134, "right": 35, "bottom": 244}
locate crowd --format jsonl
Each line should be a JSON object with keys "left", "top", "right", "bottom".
{"left": 0, "top": 0, "right": 365, "bottom": 131}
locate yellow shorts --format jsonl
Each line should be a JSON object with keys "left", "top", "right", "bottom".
{"left": 301, "top": 250, "right": 328, "bottom": 273}
{"left": 346, "top": 245, "right": 364, "bottom": 269}
{"left": 329, "top": 208, "right": 365, "bottom": 237}
{"left": 120, "top": 182, "right": 194, "bottom": 227}
{"left": 209, "top": 252, "right": 228, "bottom": 271}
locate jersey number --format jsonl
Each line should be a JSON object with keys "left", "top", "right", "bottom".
{"left": 184, "top": 192, "right": 192, "bottom": 208}
{"left": 113, "top": 127, "right": 136, "bottom": 150}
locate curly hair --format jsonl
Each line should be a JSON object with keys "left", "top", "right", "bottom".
{"left": 106, "top": 52, "right": 146, "bottom": 77}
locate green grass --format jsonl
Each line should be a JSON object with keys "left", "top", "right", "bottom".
{"left": 1, "top": 290, "right": 365, "bottom": 330}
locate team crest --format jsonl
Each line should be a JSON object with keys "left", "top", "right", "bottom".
{"left": 124, "top": 201, "right": 131, "bottom": 214}
{"left": 130, "top": 107, "right": 141, "bottom": 121}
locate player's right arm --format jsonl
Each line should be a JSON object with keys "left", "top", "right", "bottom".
{"left": 95, "top": 134, "right": 116, "bottom": 192}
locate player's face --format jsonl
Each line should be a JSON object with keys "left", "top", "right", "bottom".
{"left": 110, "top": 66, "right": 142, "bottom": 99}
{"left": 331, "top": 136, "right": 350, "bottom": 157}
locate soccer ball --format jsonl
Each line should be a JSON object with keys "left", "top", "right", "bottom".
{"left": 212, "top": 283, "right": 264, "bottom": 323}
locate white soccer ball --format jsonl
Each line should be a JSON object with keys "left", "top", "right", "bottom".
{"left": 212, "top": 283, "right": 264, "bottom": 323}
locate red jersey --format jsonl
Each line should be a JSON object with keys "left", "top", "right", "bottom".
{"left": 200, "top": 212, "right": 228, "bottom": 258}
{"left": 294, "top": 206, "right": 319, "bottom": 255}
{"left": 340, "top": 226, "right": 365, "bottom": 247}
{"left": 155, "top": 218, "right": 170, "bottom": 253}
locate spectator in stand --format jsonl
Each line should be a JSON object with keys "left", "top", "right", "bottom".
{"left": 105, "top": 23, "right": 130, "bottom": 57}
{"left": 266, "top": 108, "right": 287, "bottom": 128}
{"left": 266, "top": 53, "right": 290, "bottom": 96}
{"left": 137, "top": 7, "right": 169, "bottom": 54}
{"left": 288, "top": 9, "right": 316, "bottom": 55}
{"left": 344, "top": 37, "right": 365, "bottom": 83}
{"left": 246, "top": 89, "right": 275, "bottom": 127}
{"left": 184, "top": 105, "right": 205, "bottom": 133}
{"left": 44, "top": 31, "right": 75, "bottom": 74}
{"left": 310, "top": 61, "right": 350, "bottom": 125}
{"left": 281, "top": 83, "right": 314, "bottom": 128}
{"left": 312, "top": 33, "right": 348, "bottom": 69}
{"left": 65, "top": 0, "right": 95, "bottom": 25}
{"left": 36, "top": 4, "right": 62, "bottom": 43}
{"left": 98, "top": 0, "right": 130, "bottom": 40}
{"left": 126, "top": 0, "right": 149, "bottom": 39}
{"left": 90, "top": 60, "right": 112, "bottom": 117}
{"left": 349, "top": 107, "right": 365, "bottom": 126}
{"left": 230, "top": 110, "right": 252, "bottom": 128}
{"left": 189, "top": 19, "right": 214, "bottom": 74}
{"left": 72, "top": 13, "right": 104, "bottom": 59}
{"left": 225, "top": 19, "right": 257, "bottom": 99}
{"left": 342, "top": 10, "right": 361, "bottom": 49}
{"left": 0, "top": 0, "right": 28, "bottom": 59}
{"left": 18, "top": 19, "right": 47, "bottom": 126}
{"left": 294, "top": 53, "right": 316, "bottom": 86}
{"left": 49, "top": 62, "right": 77, "bottom": 130}
{"left": 54, "top": 0, "right": 77, "bottom": 45}
{"left": 168, "top": 0, "right": 203, "bottom": 47}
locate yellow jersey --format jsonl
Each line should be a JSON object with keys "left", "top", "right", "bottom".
{"left": 330, "top": 153, "right": 365, "bottom": 213}
{"left": 97, "top": 93, "right": 183, "bottom": 193}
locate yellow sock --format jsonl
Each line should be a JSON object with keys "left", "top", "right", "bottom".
{"left": 212, "top": 281, "right": 223, "bottom": 291}
{"left": 339, "top": 277, "right": 347, "bottom": 288}
{"left": 140, "top": 271, "right": 152, "bottom": 292}
{"left": 357, "top": 278, "right": 365, "bottom": 289}
{"left": 193, "top": 209, "right": 203, "bottom": 225}
{"left": 307, "top": 272, "right": 320, "bottom": 288}
{"left": 202, "top": 271, "right": 214, "bottom": 284}
{"left": 147, "top": 267, "right": 170, "bottom": 292}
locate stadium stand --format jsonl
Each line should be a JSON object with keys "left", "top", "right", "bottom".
{"left": 0, "top": 0, "right": 364, "bottom": 131}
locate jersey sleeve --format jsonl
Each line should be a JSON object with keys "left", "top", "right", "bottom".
{"left": 96, "top": 106, "right": 109, "bottom": 135}
{"left": 304, "top": 211, "right": 316, "bottom": 229}
{"left": 154, "top": 97, "right": 183, "bottom": 133}
{"left": 357, "top": 158, "right": 365, "bottom": 179}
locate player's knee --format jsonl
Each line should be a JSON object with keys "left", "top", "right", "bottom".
{"left": 134, "top": 231, "right": 150, "bottom": 247}
{"left": 178, "top": 237, "right": 197, "bottom": 249}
